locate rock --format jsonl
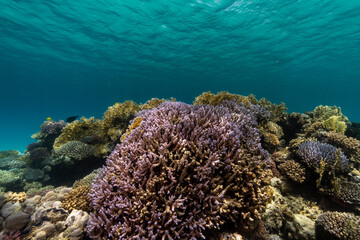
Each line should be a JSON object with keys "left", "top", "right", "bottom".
{"left": 55, "top": 221, "right": 66, "bottom": 231}
{"left": 52, "top": 200, "right": 62, "bottom": 208}
{"left": 44, "top": 191, "right": 57, "bottom": 201}
{"left": 36, "top": 222, "right": 56, "bottom": 237}
{"left": 294, "top": 214, "right": 315, "bottom": 238}
{"left": 0, "top": 195, "right": 6, "bottom": 208}
{"left": 3, "top": 211, "right": 30, "bottom": 232}
{"left": 34, "top": 231, "right": 47, "bottom": 240}
{"left": 25, "top": 195, "right": 41, "bottom": 205}
{"left": 1, "top": 202, "right": 21, "bottom": 218}
{"left": 69, "top": 228, "right": 83, "bottom": 237}
{"left": 0, "top": 216, "right": 3, "bottom": 231}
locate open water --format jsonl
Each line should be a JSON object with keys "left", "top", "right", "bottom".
{"left": 0, "top": 0, "right": 360, "bottom": 151}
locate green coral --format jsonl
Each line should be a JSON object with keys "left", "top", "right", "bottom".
{"left": 101, "top": 101, "right": 141, "bottom": 141}
{"left": 313, "top": 105, "right": 349, "bottom": 134}
{"left": 0, "top": 150, "right": 21, "bottom": 159}
{"left": 323, "top": 116, "right": 347, "bottom": 134}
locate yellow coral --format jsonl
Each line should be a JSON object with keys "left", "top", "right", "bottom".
{"left": 322, "top": 116, "right": 347, "bottom": 134}
{"left": 193, "top": 91, "right": 258, "bottom": 108}
{"left": 54, "top": 117, "right": 102, "bottom": 150}
{"left": 5, "top": 191, "right": 26, "bottom": 203}
{"left": 194, "top": 91, "right": 287, "bottom": 122}
{"left": 62, "top": 186, "right": 92, "bottom": 212}
{"left": 121, "top": 117, "right": 143, "bottom": 142}
{"left": 101, "top": 101, "right": 141, "bottom": 141}
{"left": 140, "top": 98, "right": 176, "bottom": 110}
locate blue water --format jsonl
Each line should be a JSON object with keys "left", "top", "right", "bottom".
{"left": 1, "top": 0, "right": 360, "bottom": 151}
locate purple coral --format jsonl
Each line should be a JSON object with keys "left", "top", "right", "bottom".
{"left": 88, "top": 102, "right": 271, "bottom": 239}
{"left": 298, "top": 140, "right": 350, "bottom": 171}
{"left": 40, "top": 120, "right": 66, "bottom": 136}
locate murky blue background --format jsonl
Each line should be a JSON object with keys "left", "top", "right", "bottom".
{"left": 1, "top": 0, "right": 360, "bottom": 151}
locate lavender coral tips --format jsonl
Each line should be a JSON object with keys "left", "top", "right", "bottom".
{"left": 88, "top": 102, "right": 272, "bottom": 239}
{"left": 298, "top": 140, "right": 350, "bottom": 171}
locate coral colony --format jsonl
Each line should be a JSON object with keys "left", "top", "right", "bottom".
{"left": 0, "top": 92, "right": 360, "bottom": 240}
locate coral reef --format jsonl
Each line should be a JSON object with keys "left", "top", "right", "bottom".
{"left": 278, "top": 160, "right": 306, "bottom": 183}
{"left": 298, "top": 140, "right": 350, "bottom": 172}
{"left": 53, "top": 117, "right": 102, "bottom": 153}
{"left": 2, "top": 93, "right": 360, "bottom": 239}
{"left": 193, "top": 91, "right": 287, "bottom": 123}
{"left": 315, "top": 211, "right": 360, "bottom": 240}
{"left": 312, "top": 105, "right": 349, "bottom": 134}
{"left": 53, "top": 141, "right": 95, "bottom": 163}
{"left": 319, "top": 178, "right": 360, "bottom": 205}
{"left": 101, "top": 100, "right": 141, "bottom": 142}
{"left": 4, "top": 192, "right": 26, "bottom": 203}
{"left": 61, "top": 186, "right": 92, "bottom": 212}
{"left": 140, "top": 97, "right": 176, "bottom": 110}
{"left": 88, "top": 101, "right": 272, "bottom": 239}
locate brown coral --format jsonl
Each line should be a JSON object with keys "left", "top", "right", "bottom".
{"left": 120, "top": 117, "right": 143, "bottom": 142}
{"left": 62, "top": 185, "right": 92, "bottom": 212}
{"left": 327, "top": 131, "right": 360, "bottom": 159}
{"left": 316, "top": 211, "right": 360, "bottom": 240}
{"left": 193, "top": 91, "right": 286, "bottom": 122}
{"left": 278, "top": 160, "right": 306, "bottom": 183}
{"left": 140, "top": 97, "right": 176, "bottom": 110}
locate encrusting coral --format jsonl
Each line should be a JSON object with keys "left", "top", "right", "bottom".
{"left": 88, "top": 101, "right": 272, "bottom": 239}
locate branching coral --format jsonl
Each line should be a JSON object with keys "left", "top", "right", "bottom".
{"left": 298, "top": 140, "right": 350, "bottom": 172}
{"left": 278, "top": 160, "right": 306, "bottom": 183}
{"left": 88, "top": 101, "right": 272, "bottom": 239}
{"left": 327, "top": 131, "right": 360, "bottom": 161}
{"left": 32, "top": 120, "right": 66, "bottom": 140}
{"left": 193, "top": 91, "right": 286, "bottom": 123}
{"left": 315, "top": 211, "right": 360, "bottom": 240}
{"left": 320, "top": 178, "right": 360, "bottom": 205}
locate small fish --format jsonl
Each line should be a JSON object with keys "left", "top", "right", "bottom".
{"left": 46, "top": 117, "right": 52, "bottom": 121}
{"left": 66, "top": 115, "right": 79, "bottom": 123}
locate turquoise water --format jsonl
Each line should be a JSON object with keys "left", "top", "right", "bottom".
{"left": 0, "top": 0, "right": 360, "bottom": 151}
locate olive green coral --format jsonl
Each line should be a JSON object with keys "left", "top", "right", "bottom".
{"left": 53, "top": 117, "right": 102, "bottom": 151}
{"left": 101, "top": 100, "right": 141, "bottom": 142}
{"left": 312, "top": 105, "right": 350, "bottom": 134}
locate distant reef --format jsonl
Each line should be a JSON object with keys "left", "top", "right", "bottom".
{"left": 0, "top": 92, "right": 359, "bottom": 240}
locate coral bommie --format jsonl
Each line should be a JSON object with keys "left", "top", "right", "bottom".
{"left": 88, "top": 101, "right": 272, "bottom": 239}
